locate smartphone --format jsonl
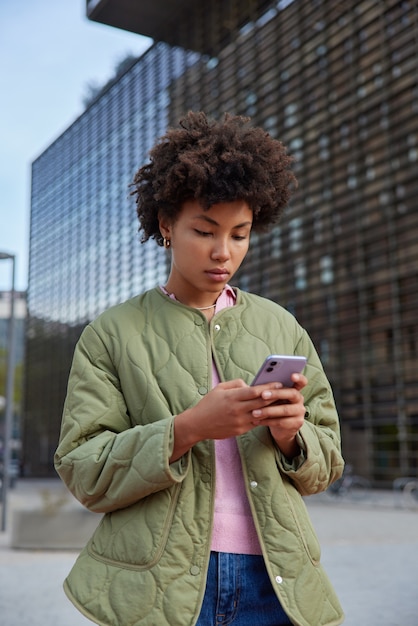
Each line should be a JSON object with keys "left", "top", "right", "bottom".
{"left": 251, "top": 355, "right": 307, "bottom": 387}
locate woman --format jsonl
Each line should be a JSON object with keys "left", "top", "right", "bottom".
{"left": 55, "top": 111, "right": 345, "bottom": 626}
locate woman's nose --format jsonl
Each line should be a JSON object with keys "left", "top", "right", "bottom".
{"left": 211, "top": 239, "right": 230, "bottom": 261}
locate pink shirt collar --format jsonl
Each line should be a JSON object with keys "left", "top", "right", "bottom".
{"left": 160, "top": 284, "right": 236, "bottom": 310}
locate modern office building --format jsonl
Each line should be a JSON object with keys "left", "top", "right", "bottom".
{"left": 24, "top": 0, "right": 418, "bottom": 483}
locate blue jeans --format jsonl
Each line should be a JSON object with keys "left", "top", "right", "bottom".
{"left": 196, "top": 552, "right": 292, "bottom": 626}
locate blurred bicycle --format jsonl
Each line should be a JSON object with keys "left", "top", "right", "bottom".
{"left": 327, "top": 464, "right": 371, "bottom": 500}
{"left": 393, "top": 477, "right": 418, "bottom": 510}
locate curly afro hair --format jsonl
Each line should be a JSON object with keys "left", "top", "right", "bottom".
{"left": 131, "top": 111, "right": 297, "bottom": 246}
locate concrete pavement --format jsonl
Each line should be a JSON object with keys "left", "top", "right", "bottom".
{"left": 306, "top": 492, "right": 418, "bottom": 625}
{"left": 1, "top": 479, "right": 418, "bottom": 625}
{"left": 0, "top": 480, "right": 93, "bottom": 625}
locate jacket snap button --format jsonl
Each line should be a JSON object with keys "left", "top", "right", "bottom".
{"left": 214, "top": 324, "right": 221, "bottom": 331}
{"left": 250, "top": 480, "right": 258, "bottom": 488}
{"left": 190, "top": 565, "right": 200, "bottom": 576}
{"left": 275, "top": 575, "right": 283, "bottom": 584}
{"left": 198, "top": 386, "right": 208, "bottom": 395}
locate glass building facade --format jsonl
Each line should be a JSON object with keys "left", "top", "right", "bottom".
{"left": 25, "top": 0, "right": 418, "bottom": 483}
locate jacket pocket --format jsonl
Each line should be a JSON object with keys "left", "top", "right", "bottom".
{"left": 282, "top": 479, "right": 321, "bottom": 564}
{"left": 87, "top": 483, "right": 181, "bottom": 570}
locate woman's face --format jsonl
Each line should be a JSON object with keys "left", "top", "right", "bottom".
{"left": 159, "top": 199, "right": 253, "bottom": 307}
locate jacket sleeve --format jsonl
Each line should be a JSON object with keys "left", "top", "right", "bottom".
{"left": 275, "top": 330, "right": 344, "bottom": 495}
{"left": 54, "top": 324, "right": 190, "bottom": 513}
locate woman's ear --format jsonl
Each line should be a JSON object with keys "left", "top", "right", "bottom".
{"left": 158, "top": 214, "right": 172, "bottom": 240}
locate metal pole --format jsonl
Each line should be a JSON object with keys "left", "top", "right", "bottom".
{"left": 0, "top": 253, "right": 16, "bottom": 532}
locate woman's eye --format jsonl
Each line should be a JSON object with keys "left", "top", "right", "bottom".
{"left": 195, "top": 229, "right": 212, "bottom": 237}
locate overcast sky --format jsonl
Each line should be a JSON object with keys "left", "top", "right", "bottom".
{"left": 0, "top": 0, "right": 151, "bottom": 291}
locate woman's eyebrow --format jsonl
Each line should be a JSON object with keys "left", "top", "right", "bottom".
{"left": 194, "top": 214, "right": 252, "bottom": 228}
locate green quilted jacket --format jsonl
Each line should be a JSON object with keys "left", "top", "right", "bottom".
{"left": 55, "top": 286, "right": 345, "bottom": 626}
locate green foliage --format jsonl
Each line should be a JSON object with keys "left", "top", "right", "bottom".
{"left": 0, "top": 347, "right": 23, "bottom": 406}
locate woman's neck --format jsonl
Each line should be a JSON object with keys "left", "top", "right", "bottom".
{"left": 162, "top": 284, "right": 221, "bottom": 312}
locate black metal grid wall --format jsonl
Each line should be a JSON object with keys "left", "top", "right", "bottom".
{"left": 25, "top": 0, "right": 418, "bottom": 483}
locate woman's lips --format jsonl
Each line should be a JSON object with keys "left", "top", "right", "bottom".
{"left": 206, "top": 269, "right": 229, "bottom": 281}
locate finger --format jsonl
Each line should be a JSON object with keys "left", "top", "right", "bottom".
{"left": 217, "top": 378, "right": 248, "bottom": 390}
{"left": 251, "top": 391, "right": 305, "bottom": 419}
{"left": 258, "top": 386, "right": 302, "bottom": 405}
{"left": 251, "top": 381, "right": 284, "bottom": 393}
{"left": 290, "top": 373, "right": 308, "bottom": 390}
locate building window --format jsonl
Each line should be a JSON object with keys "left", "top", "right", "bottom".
{"left": 289, "top": 217, "right": 303, "bottom": 251}
{"left": 294, "top": 260, "right": 307, "bottom": 290}
{"left": 271, "top": 226, "right": 282, "bottom": 258}
{"left": 320, "top": 255, "right": 334, "bottom": 284}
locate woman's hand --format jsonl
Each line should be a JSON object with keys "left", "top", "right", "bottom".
{"left": 251, "top": 373, "right": 308, "bottom": 458}
{"left": 170, "top": 378, "right": 302, "bottom": 462}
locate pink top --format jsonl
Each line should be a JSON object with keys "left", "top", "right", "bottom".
{"left": 210, "top": 287, "right": 262, "bottom": 554}
{"left": 161, "top": 285, "right": 261, "bottom": 555}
